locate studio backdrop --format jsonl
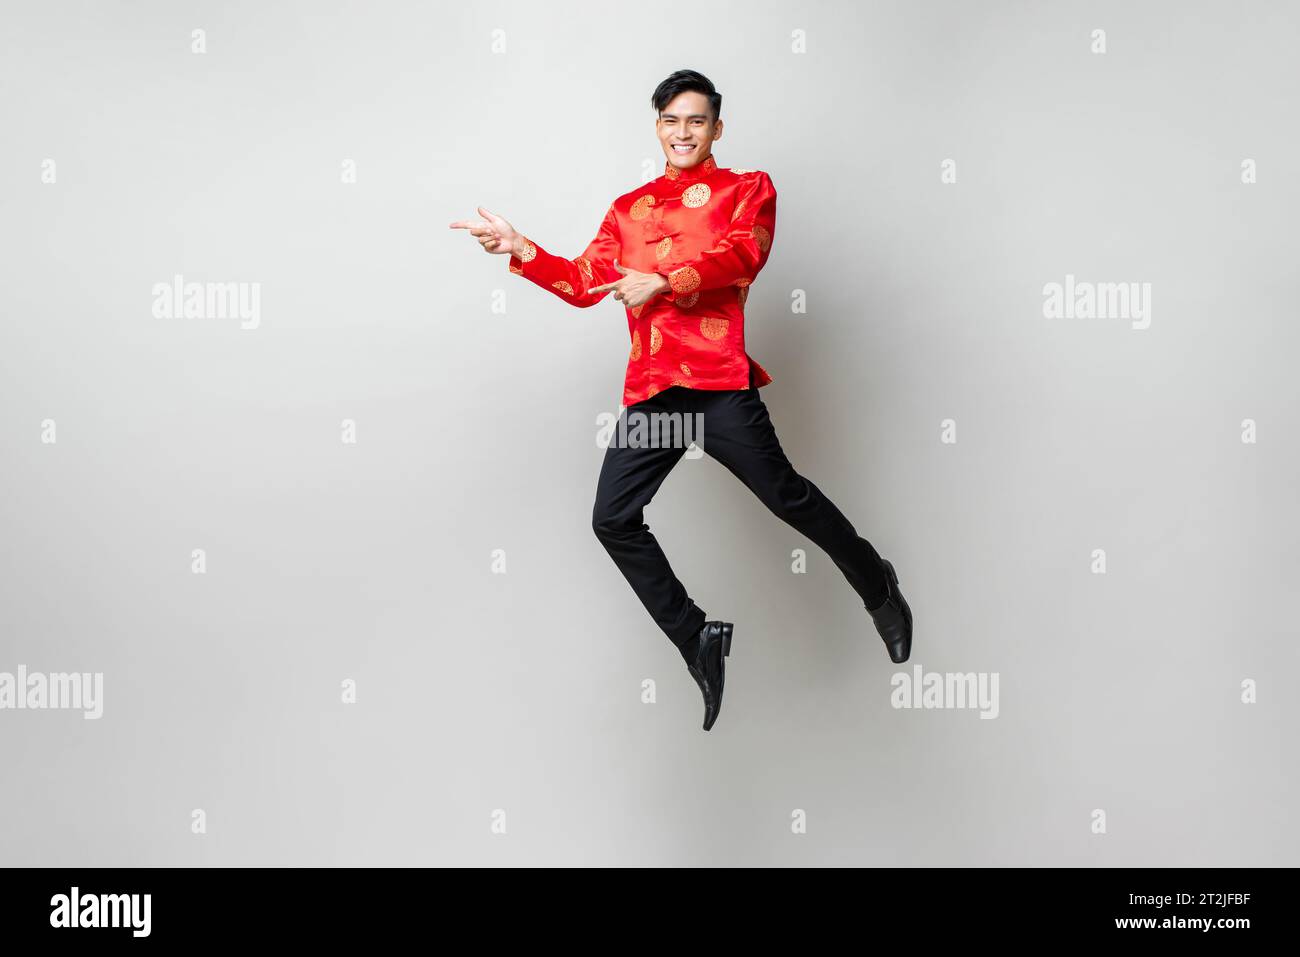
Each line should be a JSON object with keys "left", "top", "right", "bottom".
{"left": 1, "top": 0, "right": 1296, "bottom": 866}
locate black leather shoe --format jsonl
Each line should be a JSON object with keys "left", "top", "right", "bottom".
{"left": 866, "top": 560, "right": 912, "bottom": 663}
{"left": 684, "top": 621, "right": 734, "bottom": 731}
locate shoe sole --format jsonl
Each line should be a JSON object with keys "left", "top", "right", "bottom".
{"left": 882, "top": 561, "right": 913, "bottom": 662}
{"left": 704, "top": 623, "right": 734, "bottom": 732}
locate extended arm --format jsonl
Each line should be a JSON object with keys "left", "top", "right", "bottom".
{"left": 507, "top": 204, "right": 623, "bottom": 309}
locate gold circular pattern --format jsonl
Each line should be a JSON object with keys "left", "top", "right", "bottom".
{"left": 629, "top": 330, "right": 642, "bottom": 361}
{"left": 669, "top": 265, "right": 701, "bottom": 295}
{"left": 738, "top": 286, "right": 749, "bottom": 308}
{"left": 629, "top": 195, "right": 656, "bottom": 220}
{"left": 735, "top": 277, "right": 752, "bottom": 287}
{"left": 665, "top": 154, "right": 717, "bottom": 180}
{"left": 509, "top": 263, "right": 523, "bottom": 275}
{"left": 647, "top": 385, "right": 659, "bottom": 398}
{"left": 517, "top": 238, "right": 536, "bottom": 263}
{"left": 752, "top": 224, "right": 771, "bottom": 253}
{"left": 631, "top": 303, "right": 644, "bottom": 318}
{"left": 732, "top": 199, "right": 747, "bottom": 221}
{"left": 679, "top": 362, "right": 691, "bottom": 376}
{"left": 552, "top": 281, "right": 574, "bottom": 294}
{"left": 731, "top": 167, "right": 754, "bottom": 174}
{"left": 650, "top": 325, "right": 662, "bottom": 355}
{"left": 656, "top": 236, "right": 672, "bottom": 260}
{"left": 575, "top": 257, "right": 593, "bottom": 281}
{"left": 700, "top": 316, "right": 730, "bottom": 341}
{"left": 675, "top": 291, "right": 699, "bottom": 308}
{"left": 670, "top": 378, "right": 687, "bottom": 388}
{"left": 682, "top": 183, "right": 711, "bottom": 208}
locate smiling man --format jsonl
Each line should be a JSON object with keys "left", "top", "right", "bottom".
{"left": 450, "top": 69, "right": 912, "bottom": 731}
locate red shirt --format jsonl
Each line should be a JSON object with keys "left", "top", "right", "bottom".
{"left": 508, "top": 153, "right": 776, "bottom": 408}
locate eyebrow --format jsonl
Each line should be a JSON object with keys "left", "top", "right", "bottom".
{"left": 660, "top": 113, "right": 709, "bottom": 120}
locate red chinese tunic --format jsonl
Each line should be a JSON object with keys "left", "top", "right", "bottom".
{"left": 508, "top": 152, "right": 776, "bottom": 408}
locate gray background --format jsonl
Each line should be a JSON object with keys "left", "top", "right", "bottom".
{"left": 1, "top": 0, "right": 1296, "bottom": 866}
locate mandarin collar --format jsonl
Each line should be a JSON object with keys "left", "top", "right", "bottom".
{"left": 663, "top": 151, "right": 719, "bottom": 184}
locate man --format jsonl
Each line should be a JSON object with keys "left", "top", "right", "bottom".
{"left": 450, "top": 70, "right": 912, "bottom": 731}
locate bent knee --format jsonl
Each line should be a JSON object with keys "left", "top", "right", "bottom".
{"left": 591, "top": 501, "right": 619, "bottom": 539}
{"left": 592, "top": 499, "right": 639, "bottom": 540}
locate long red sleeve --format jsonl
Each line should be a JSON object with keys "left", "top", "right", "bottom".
{"left": 656, "top": 171, "right": 776, "bottom": 301}
{"left": 507, "top": 204, "right": 622, "bottom": 309}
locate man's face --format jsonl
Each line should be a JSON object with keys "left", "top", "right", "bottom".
{"left": 656, "top": 91, "right": 722, "bottom": 172}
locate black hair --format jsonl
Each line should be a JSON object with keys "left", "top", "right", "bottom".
{"left": 651, "top": 70, "right": 722, "bottom": 123}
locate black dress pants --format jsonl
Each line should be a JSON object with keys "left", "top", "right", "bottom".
{"left": 591, "top": 374, "right": 890, "bottom": 649}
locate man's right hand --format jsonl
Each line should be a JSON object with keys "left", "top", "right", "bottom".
{"left": 449, "top": 207, "right": 523, "bottom": 256}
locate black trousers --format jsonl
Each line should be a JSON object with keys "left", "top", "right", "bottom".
{"left": 592, "top": 373, "right": 890, "bottom": 649}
